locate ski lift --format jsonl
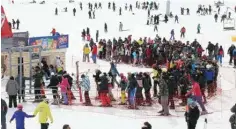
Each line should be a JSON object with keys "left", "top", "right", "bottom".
{"left": 223, "top": 18, "right": 235, "bottom": 30}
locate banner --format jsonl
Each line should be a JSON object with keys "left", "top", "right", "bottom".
{"left": 28, "top": 35, "right": 69, "bottom": 52}
{"left": 1, "top": 31, "right": 29, "bottom": 52}
{"left": 1, "top": 6, "right": 13, "bottom": 38}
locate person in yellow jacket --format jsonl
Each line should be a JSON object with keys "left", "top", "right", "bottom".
{"left": 152, "top": 64, "right": 160, "bottom": 97}
{"left": 33, "top": 99, "right": 53, "bottom": 129}
{"left": 83, "top": 44, "right": 90, "bottom": 62}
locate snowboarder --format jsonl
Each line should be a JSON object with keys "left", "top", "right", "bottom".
{"left": 55, "top": 8, "right": 58, "bottom": 15}
{"left": 180, "top": 26, "right": 186, "bottom": 38}
{"left": 33, "top": 99, "right": 53, "bottom": 129}
{"left": 119, "top": 22, "right": 123, "bottom": 31}
{"left": 174, "top": 15, "right": 179, "bottom": 23}
{"left": 88, "top": 11, "right": 92, "bottom": 19}
{"left": 214, "top": 13, "right": 218, "bottom": 22}
{"left": 119, "top": 7, "right": 122, "bottom": 15}
{"left": 10, "top": 104, "right": 35, "bottom": 129}
{"left": 12, "top": 19, "right": 16, "bottom": 29}
{"left": 185, "top": 98, "right": 200, "bottom": 129}
{"left": 1, "top": 99, "right": 7, "bottom": 129}
{"left": 197, "top": 24, "right": 201, "bottom": 34}
{"left": 73, "top": 8, "right": 76, "bottom": 16}
{"left": 96, "top": 30, "right": 99, "bottom": 42}
{"left": 104, "top": 23, "right": 108, "bottom": 33}
{"left": 16, "top": 19, "right": 20, "bottom": 30}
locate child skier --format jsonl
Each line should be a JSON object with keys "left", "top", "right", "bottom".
{"left": 59, "top": 76, "right": 71, "bottom": 105}
{"left": 119, "top": 73, "right": 127, "bottom": 105}
{"left": 81, "top": 74, "right": 92, "bottom": 106}
{"left": 10, "top": 104, "right": 35, "bottom": 129}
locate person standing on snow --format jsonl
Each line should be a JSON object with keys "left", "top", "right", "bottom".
{"left": 1, "top": 99, "right": 7, "bottom": 129}
{"left": 81, "top": 74, "right": 92, "bottom": 106}
{"left": 119, "top": 7, "right": 122, "bottom": 15}
{"left": 127, "top": 73, "right": 138, "bottom": 109}
{"left": 197, "top": 24, "right": 201, "bottom": 34}
{"left": 174, "top": 15, "right": 179, "bottom": 23}
{"left": 88, "top": 11, "right": 92, "bottom": 19}
{"left": 96, "top": 30, "right": 99, "bottom": 42}
{"left": 185, "top": 97, "right": 200, "bottom": 129}
{"left": 55, "top": 8, "right": 58, "bottom": 15}
{"left": 10, "top": 104, "right": 35, "bottom": 129}
{"left": 217, "top": 46, "right": 224, "bottom": 66}
{"left": 154, "top": 24, "right": 158, "bottom": 32}
{"left": 119, "top": 22, "right": 123, "bottom": 31}
{"left": 91, "top": 44, "right": 97, "bottom": 64}
{"left": 73, "top": 8, "right": 76, "bottom": 16}
{"left": 129, "top": 4, "right": 132, "bottom": 11}
{"left": 16, "top": 19, "right": 20, "bottom": 30}
{"left": 180, "top": 26, "right": 186, "bottom": 38}
{"left": 230, "top": 104, "right": 236, "bottom": 129}
{"left": 170, "top": 29, "right": 175, "bottom": 40}
{"left": 109, "top": 61, "right": 120, "bottom": 87}
{"left": 158, "top": 72, "right": 170, "bottom": 116}
{"left": 104, "top": 23, "right": 108, "bottom": 33}
{"left": 33, "top": 99, "right": 53, "bottom": 129}
{"left": 6, "top": 76, "right": 19, "bottom": 108}
{"left": 228, "top": 45, "right": 236, "bottom": 65}
{"left": 12, "top": 19, "right": 16, "bottom": 29}
{"left": 214, "top": 13, "right": 218, "bottom": 22}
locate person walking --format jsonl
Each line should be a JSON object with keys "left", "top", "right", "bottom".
{"left": 1, "top": 99, "right": 7, "bottom": 129}
{"left": 10, "top": 104, "right": 35, "bottom": 129}
{"left": 33, "top": 99, "right": 53, "bottom": 129}
{"left": 6, "top": 76, "right": 19, "bottom": 108}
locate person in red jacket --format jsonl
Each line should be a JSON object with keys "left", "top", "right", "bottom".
{"left": 180, "top": 27, "right": 186, "bottom": 38}
{"left": 92, "top": 44, "right": 97, "bottom": 64}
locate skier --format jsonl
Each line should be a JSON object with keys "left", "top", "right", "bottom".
{"left": 214, "top": 13, "right": 218, "bottom": 22}
{"left": 10, "top": 104, "right": 35, "bottom": 129}
{"left": 109, "top": 62, "right": 120, "bottom": 87}
{"left": 119, "top": 7, "right": 122, "bottom": 15}
{"left": 73, "top": 8, "right": 76, "bottom": 16}
{"left": 136, "top": 73, "right": 144, "bottom": 106}
{"left": 142, "top": 72, "right": 152, "bottom": 106}
{"left": 129, "top": 4, "right": 132, "bottom": 11}
{"left": 154, "top": 24, "right": 158, "bottom": 32}
{"left": 104, "top": 23, "right": 108, "bottom": 33}
{"left": 170, "top": 29, "right": 175, "bottom": 40}
{"left": 33, "top": 99, "right": 53, "bottom": 129}
{"left": 92, "top": 44, "right": 97, "bottom": 64}
{"left": 119, "top": 22, "right": 123, "bottom": 31}
{"left": 112, "top": 2, "right": 116, "bottom": 11}
{"left": 174, "top": 15, "right": 179, "bottom": 23}
{"left": 185, "top": 97, "right": 200, "bottom": 129}
{"left": 47, "top": 72, "right": 59, "bottom": 105}
{"left": 209, "top": 5, "right": 212, "bottom": 15}
{"left": 164, "top": 14, "right": 168, "bottom": 23}
{"left": 6, "top": 76, "right": 19, "bottom": 108}
{"left": 148, "top": 9, "right": 150, "bottom": 17}
{"left": 12, "top": 19, "right": 16, "bottom": 29}
{"left": 181, "top": 7, "right": 184, "bottom": 15}
{"left": 98, "top": 73, "right": 112, "bottom": 107}
{"left": 125, "top": 3, "right": 128, "bottom": 10}
{"left": 180, "top": 26, "right": 186, "bottom": 38}
{"left": 88, "top": 11, "right": 92, "bottom": 19}
{"left": 86, "top": 27, "right": 90, "bottom": 35}
{"left": 55, "top": 8, "right": 58, "bottom": 15}
{"left": 81, "top": 74, "right": 92, "bottom": 106}
{"left": 108, "top": 2, "right": 111, "bottom": 9}
{"left": 1, "top": 99, "right": 7, "bottom": 129}
{"left": 16, "top": 19, "right": 20, "bottom": 30}
{"left": 96, "top": 30, "right": 99, "bottom": 42}
{"left": 186, "top": 8, "right": 190, "bottom": 15}
{"left": 230, "top": 104, "right": 236, "bottom": 129}
{"left": 80, "top": 2, "right": 82, "bottom": 10}
{"left": 197, "top": 24, "right": 201, "bottom": 34}
{"left": 94, "top": 3, "right": 98, "bottom": 9}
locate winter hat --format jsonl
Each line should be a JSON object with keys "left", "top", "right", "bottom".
{"left": 187, "top": 98, "right": 197, "bottom": 108}
{"left": 81, "top": 74, "right": 85, "bottom": 78}
{"left": 17, "top": 104, "right": 23, "bottom": 110}
{"left": 144, "top": 122, "right": 152, "bottom": 129}
{"left": 62, "top": 124, "right": 70, "bottom": 129}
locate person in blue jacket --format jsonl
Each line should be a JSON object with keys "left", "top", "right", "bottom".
{"left": 109, "top": 61, "right": 120, "bottom": 87}
{"left": 10, "top": 104, "right": 35, "bottom": 129}
{"left": 204, "top": 65, "right": 214, "bottom": 97}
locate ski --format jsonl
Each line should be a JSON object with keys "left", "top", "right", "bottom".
{"left": 76, "top": 61, "right": 83, "bottom": 102}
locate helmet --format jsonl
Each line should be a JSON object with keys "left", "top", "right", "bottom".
{"left": 17, "top": 104, "right": 23, "bottom": 110}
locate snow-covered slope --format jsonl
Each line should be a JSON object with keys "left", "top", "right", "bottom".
{"left": 1, "top": 0, "right": 236, "bottom": 128}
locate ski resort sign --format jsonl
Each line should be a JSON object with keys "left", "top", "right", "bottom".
{"left": 29, "top": 35, "right": 69, "bottom": 52}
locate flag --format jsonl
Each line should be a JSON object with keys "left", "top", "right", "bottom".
{"left": 1, "top": 6, "right": 13, "bottom": 38}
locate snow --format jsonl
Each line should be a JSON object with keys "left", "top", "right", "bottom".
{"left": 1, "top": 0, "right": 236, "bottom": 128}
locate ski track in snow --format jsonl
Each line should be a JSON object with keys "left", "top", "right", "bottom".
{"left": 1, "top": 0, "right": 236, "bottom": 128}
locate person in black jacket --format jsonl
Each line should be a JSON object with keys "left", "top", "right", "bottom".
{"left": 185, "top": 98, "right": 200, "bottom": 129}
{"left": 127, "top": 73, "right": 138, "bottom": 109}
{"left": 230, "top": 104, "right": 236, "bottom": 129}
{"left": 47, "top": 73, "right": 60, "bottom": 104}
{"left": 197, "top": 70, "right": 207, "bottom": 104}
{"left": 93, "top": 69, "right": 102, "bottom": 99}
{"left": 1, "top": 99, "right": 7, "bottom": 129}
{"left": 33, "top": 66, "right": 43, "bottom": 102}
{"left": 73, "top": 8, "right": 76, "bottom": 16}
{"left": 228, "top": 45, "right": 236, "bottom": 65}
{"left": 96, "top": 30, "right": 99, "bottom": 42}
{"left": 142, "top": 72, "right": 152, "bottom": 106}
{"left": 104, "top": 23, "right": 108, "bottom": 33}
{"left": 16, "top": 19, "right": 20, "bottom": 30}
{"left": 98, "top": 73, "right": 111, "bottom": 107}
{"left": 41, "top": 58, "right": 50, "bottom": 80}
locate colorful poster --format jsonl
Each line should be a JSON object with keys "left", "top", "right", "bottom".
{"left": 28, "top": 35, "right": 69, "bottom": 52}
